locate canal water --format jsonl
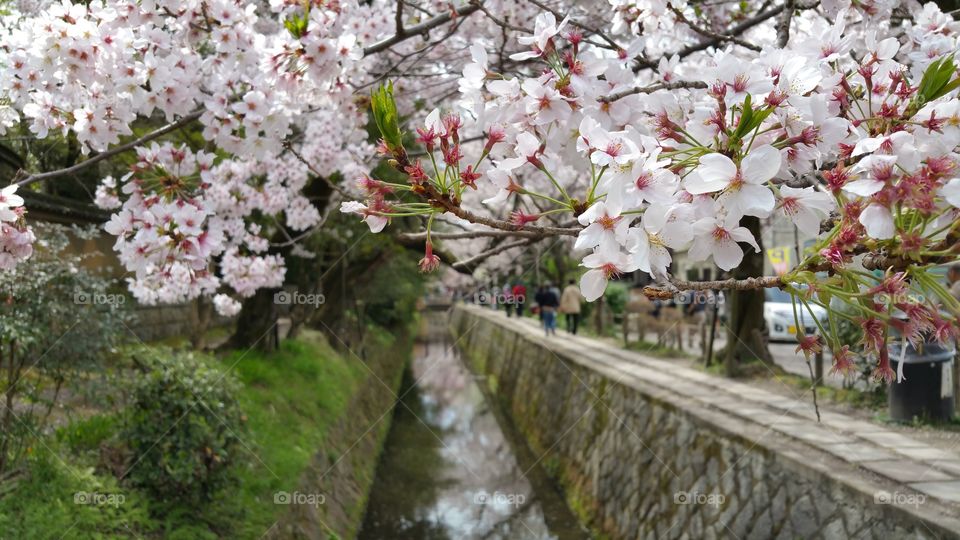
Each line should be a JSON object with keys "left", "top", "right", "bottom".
{"left": 358, "top": 312, "right": 587, "bottom": 540}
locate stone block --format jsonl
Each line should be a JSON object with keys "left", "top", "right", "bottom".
{"left": 861, "top": 460, "right": 953, "bottom": 483}
{"left": 909, "top": 480, "right": 960, "bottom": 503}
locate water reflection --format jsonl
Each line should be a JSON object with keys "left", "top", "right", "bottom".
{"left": 359, "top": 314, "right": 586, "bottom": 540}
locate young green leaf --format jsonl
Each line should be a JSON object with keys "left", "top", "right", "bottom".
{"left": 371, "top": 82, "right": 404, "bottom": 152}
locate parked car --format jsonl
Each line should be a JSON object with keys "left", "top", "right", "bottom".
{"left": 764, "top": 287, "right": 827, "bottom": 342}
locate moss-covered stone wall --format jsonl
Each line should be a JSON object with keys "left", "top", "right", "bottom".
{"left": 451, "top": 305, "right": 957, "bottom": 540}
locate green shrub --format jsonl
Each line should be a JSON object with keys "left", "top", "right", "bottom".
{"left": 122, "top": 350, "right": 245, "bottom": 503}
{"left": 604, "top": 282, "right": 629, "bottom": 315}
{"left": 0, "top": 224, "right": 129, "bottom": 473}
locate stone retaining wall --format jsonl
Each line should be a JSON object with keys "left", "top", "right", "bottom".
{"left": 127, "top": 302, "right": 234, "bottom": 342}
{"left": 451, "top": 305, "right": 960, "bottom": 540}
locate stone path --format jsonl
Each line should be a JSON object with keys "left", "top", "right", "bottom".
{"left": 476, "top": 307, "right": 960, "bottom": 526}
{"left": 621, "top": 325, "right": 850, "bottom": 388}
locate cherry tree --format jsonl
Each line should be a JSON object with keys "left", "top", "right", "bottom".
{"left": 0, "top": 0, "right": 959, "bottom": 376}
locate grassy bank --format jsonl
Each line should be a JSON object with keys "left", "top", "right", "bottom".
{"left": 0, "top": 327, "right": 404, "bottom": 539}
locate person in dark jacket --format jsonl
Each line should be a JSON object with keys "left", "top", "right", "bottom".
{"left": 538, "top": 282, "right": 560, "bottom": 336}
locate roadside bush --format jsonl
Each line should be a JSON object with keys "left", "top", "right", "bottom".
{"left": 0, "top": 223, "right": 129, "bottom": 473}
{"left": 122, "top": 350, "right": 245, "bottom": 503}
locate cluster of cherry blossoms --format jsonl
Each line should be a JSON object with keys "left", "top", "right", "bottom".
{"left": 0, "top": 185, "right": 32, "bottom": 271}
{"left": 346, "top": 1, "right": 960, "bottom": 383}
{"left": 94, "top": 137, "right": 358, "bottom": 314}
{"left": 2, "top": 0, "right": 960, "bottom": 381}
{"left": 1, "top": 0, "right": 389, "bottom": 313}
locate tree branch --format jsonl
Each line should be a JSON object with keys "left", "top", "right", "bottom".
{"left": 364, "top": 2, "right": 482, "bottom": 55}
{"left": 776, "top": 0, "right": 795, "bottom": 48}
{"left": 425, "top": 188, "right": 579, "bottom": 237}
{"left": 632, "top": 3, "right": 799, "bottom": 73}
{"left": 284, "top": 143, "right": 350, "bottom": 196}
{"left": 523, "top": 0, "right": 630, "bottom": 53}
{"left": 599, "top": 80, "right": 708, "bottom": 103}
{"left": 643, "top": 275, "right": 784, "bottom": 299}
{"left": 395, "top": 0, "right": 404, "bottom": 36}
{"left": 451, "top": 237, "right": 539, "bottom": 270}
{"left": 668, "top": 3, "right": 763, "bottom": 53}
{"left": 13, "top": 110, "right": 203, "bottom": 188}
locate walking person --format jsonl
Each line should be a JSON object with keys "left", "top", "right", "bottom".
{"left": 560, "top": 279, "right": 583, "bottom": 334}
{"left": 534, "top": 285, "right": 547, "bottom": 326}
{"left": 537, "top": 284, "right": 560, "bottom": 336}
{"left": 512, "top": 281, "right": 527, "bottom": 318}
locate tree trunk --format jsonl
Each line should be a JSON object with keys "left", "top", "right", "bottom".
{"left": 225, "top": 174, "right": 334, "bottom": 353}
{"left": 227, "top": 288, "right": 280, "bottom": 353}
{"left": 190, "top": 296, "right": 214, "bottom": 350}
{"left": 594, "top": 296, "right": 605, "bottom": 335}
{"left": 723, "top": 216, "right": 771, "bottom": 376}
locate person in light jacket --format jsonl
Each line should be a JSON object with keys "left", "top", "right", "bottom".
{"left": 560, "top": 279, "right": 583, "bottom": 334}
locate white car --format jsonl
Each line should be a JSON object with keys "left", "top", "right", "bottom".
{"left": 764, "top": 288, "right": 827, "bottom": 342}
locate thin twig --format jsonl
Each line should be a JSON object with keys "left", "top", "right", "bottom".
{"left": 451, "top": 237, "right": 539, "bottom": 270}
{"left": 399, "top": 229, "right": 556, "bottom": 240}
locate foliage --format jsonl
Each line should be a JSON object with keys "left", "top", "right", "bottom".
{"left": 0, "top": 223, "right": 129, "bottom": 472}
{"left": 0, "top": 452, "right": 152, "bottom": 539}
{"left": 603, "top": 282, "right": 629, "bottom": 316}
{"left": 371, "top": 82, "right": 404, "bottom": 152}
{"left": 122, "top": 348, "right": 244, "bottom": 504}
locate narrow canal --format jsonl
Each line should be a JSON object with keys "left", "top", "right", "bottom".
{"left": 358, "top": 312, "right": 588, "bottom": 540}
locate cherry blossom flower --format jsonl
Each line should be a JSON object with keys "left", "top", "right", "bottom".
{"left": 575, "top": 201, "right": 628, "bottom": 253}
{"left": 795, "top": 334, "right": 823, "bottom": 359}
{"left": 858, "top": 203, "right": 895, "bottom": 239}
{"left": 0, "top": 185, "right": 25, "bottom": 223}
{"left": 777, "top": 186, "right": 835, "bottom": 236}
{"left": 419, "top": 241, "right": 441, "bottom": 273}
{"left": 511, "top": 13, "right": 569, "bottom": 60}
{"left": 340, "top": 201, "right": 388, "bottom": 233}
{"left": 830, "top": 345, "right": 857, "bottom": 376}
{"left": 684, "top": 145, "right": 780, "bottom": 219}
{"left": 213, "top": 294, "right": 242, "bottom": 317}
{"left": 626, "top": 204, "right": 688, "bottom": 278}
{"left": 688, "top": 213, "right": 761, "bottom": 271}
{"left": 579, "top": 250, "right": 637, "bottom": 302}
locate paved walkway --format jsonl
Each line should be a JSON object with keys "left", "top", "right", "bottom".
{"left": 477, "top": 307, "right": 960, "bottom": 519}
{"left": 620, "top": 323, "right": 848, "bottom": 388}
